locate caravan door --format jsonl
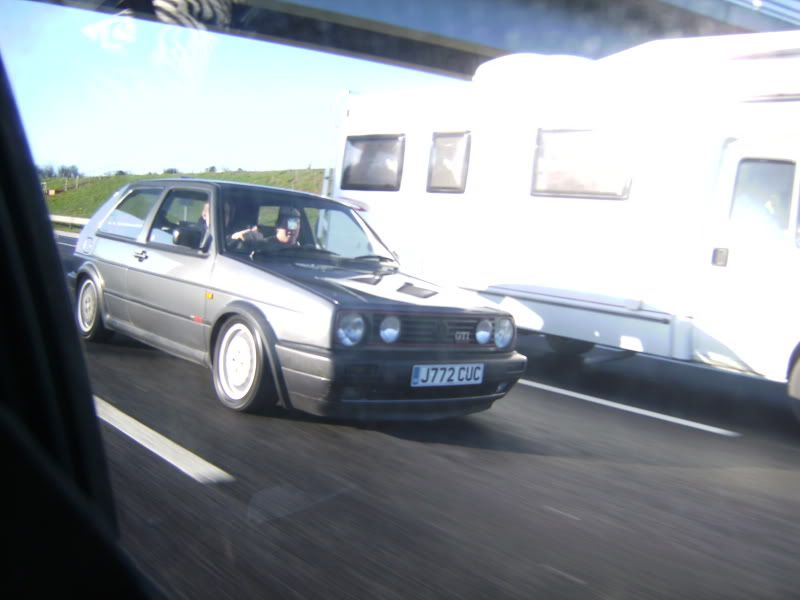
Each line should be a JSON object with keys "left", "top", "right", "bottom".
{"left": 694, "top": 140, "right": 800, "bottom": 383}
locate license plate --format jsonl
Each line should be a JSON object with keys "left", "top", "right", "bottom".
{"left": 411, "top": 363, "right": 484, "bottom": 387}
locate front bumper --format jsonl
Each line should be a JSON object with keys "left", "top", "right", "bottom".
{"left": 275, "top": 344, "right": 527, "bottom": 420}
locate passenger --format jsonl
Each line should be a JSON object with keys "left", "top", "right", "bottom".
{"left": 199, "top": 202, "right": 210, "bottom": 230}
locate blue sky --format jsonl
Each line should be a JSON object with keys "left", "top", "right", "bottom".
{"left": 0, "top": 0, "right": 466, "bottom": 175}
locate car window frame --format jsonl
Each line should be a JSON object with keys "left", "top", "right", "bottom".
{"left": 143, "top": 183, "right": 217, "bottom": 257}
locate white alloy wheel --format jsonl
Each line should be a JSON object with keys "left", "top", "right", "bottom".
{"left": 78, "top": 279, "right": 98, "bottom": 334}
{"left": 76, "top": 277, "right": 110, "bottom": 341}
{"left": 218, "top": 322, "right": 258, "bottom": 402}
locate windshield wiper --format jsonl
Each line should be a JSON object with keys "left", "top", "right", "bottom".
{"left": 352, "top": 254, "right": 397, "bottom": 263}
{"left": 251, "top": 245, "right": 340, "bottom": 259}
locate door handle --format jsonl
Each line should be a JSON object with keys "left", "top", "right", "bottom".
{"left": 133, "top": 250, "right": 148, "bottom": 262}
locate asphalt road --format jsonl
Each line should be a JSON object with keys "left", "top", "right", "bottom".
{"left": 59, "top": 233, "right": 800, "bottom": 599}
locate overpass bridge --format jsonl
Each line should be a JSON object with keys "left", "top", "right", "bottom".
{"left": 53, "top": 0, "right": 800, "bottom": 75}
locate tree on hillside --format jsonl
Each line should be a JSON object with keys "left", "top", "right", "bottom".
{"left": 57, "top": 165, "right": 81, "bottom": 177}
{"left": 115, "top": 170, "right": 128, "bottom": 176}
{"left": 163, "top": 167, "right": 178, "bottom": 174}
{"left": 38, "top": 165, "right": 55, "bottom": 178}
{"left": 206, "top": 166, "right": 216, "bottom": 173}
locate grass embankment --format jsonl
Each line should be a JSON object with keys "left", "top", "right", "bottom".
{"left": 45, "top": 169, "right": 324, "bottom": 218}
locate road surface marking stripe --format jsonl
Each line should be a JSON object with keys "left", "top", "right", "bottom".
{"left": 543, "top": 505, "right": 581, "bottom": 521}
{"left": 518, "top": 379, "right": 740, "bottom": 437}
{"left": 540, "top": 564, "right": 587, "bottom": 586}
{"left": 94, "top": 396, "right": 235, "bottom": 484}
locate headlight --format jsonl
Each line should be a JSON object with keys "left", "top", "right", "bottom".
{"left": 379, "top": 316, "right": 401, "bottom": 343}
{"left": 336, "top": 313, "right": 365, "bottom": 346}
{"left": 476, "top": 319, "right": 493, "bottom": 344}
{"left": 494, "top": 318, "right": 514, "bottom": 349}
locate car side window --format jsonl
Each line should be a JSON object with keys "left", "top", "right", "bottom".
{"left": 148, "top": 189, "right": 210, "bottom": 246}
{"left": 98, "top": 189, "right": 162, "bottom": 239}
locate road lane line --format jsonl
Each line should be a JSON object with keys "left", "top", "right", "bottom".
{"left": 540, "top": 564, "right": 587, "bottom": 586}
{"left": 543, "top": 505, "right": 581, "bottom": 521}
{"left": 94, "top": 396, "right": 235, "bottom": 484}
{"left": 518, "top": 379, "right": 740, "bottom": 438}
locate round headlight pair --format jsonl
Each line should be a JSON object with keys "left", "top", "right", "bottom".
{"left": 336, "top": 313, "right": 365, "bottom": 347}
{"left": 336, "top": 313, "right": 401, "bottom": 346}
{"left": 475, "top": 317, "right": 514, "bottom": 349}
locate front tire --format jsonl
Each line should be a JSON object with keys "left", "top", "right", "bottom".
{"left": 212, "top": 317, "right": 277, "bottom": 412}
{"left": 76, "top": 277, "right": 111, "bottom": 342}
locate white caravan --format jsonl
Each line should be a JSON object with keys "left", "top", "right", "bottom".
{"left": 331, "top": 31, "right": 800, "bottom": 402}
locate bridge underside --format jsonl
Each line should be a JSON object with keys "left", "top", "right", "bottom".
{"left": 54, "top": 0, "right": 796, "bottom": 76}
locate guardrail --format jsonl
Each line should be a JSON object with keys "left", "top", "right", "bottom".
{"left": 51, "top": 215, "right": 89, "bottom": 228}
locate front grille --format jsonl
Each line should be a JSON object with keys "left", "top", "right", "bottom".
{"left": 368, "top": 314, "right": 485, "bottom": 347}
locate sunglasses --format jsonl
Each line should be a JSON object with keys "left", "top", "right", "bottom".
{"left": 284, "top": 217, "right": 300, "bottom": 231}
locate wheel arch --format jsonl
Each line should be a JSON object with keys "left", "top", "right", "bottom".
{"left": 209, "top": 301, "right": 292, "bottom": 409}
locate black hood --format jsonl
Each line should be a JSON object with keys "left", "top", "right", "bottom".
{"left": 245, "top": 257, "right": 505, "bottom": 313}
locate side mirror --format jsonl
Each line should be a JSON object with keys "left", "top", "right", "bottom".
{"left": 173, "top": 225, "right": 204, "bottom": 250}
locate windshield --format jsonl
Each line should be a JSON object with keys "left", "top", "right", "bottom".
{"left": 220, "top": 187, "right": 392, "bottom": 260}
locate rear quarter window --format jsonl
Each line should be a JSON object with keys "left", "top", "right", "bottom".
{"left": 99, "top": 189, "right": 162, "bottom": 239}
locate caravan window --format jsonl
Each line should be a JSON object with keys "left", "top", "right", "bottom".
{"left": 531, "top": 130, "right": 631, "bottom": 199}
{"left": 427, "top": 132, "right": 471, "bottom": 193}
{"left": 730, "top": 159, "right": 794, "bottom": 238}
{"left": 341, "top": 134, "right": 405, "bottom": 191}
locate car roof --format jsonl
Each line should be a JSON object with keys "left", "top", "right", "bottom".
{"left": 129, "top": 178, "right": 354, "bottom": 209}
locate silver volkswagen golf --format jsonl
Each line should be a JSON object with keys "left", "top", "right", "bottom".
{"left": 70, "top": 179, "right": 526, "bottom": 419}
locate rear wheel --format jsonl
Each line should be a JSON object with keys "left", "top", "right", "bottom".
{"left": 212, "top": 317, "right": 277, "bottom": 412}
{"left": 76, "top": 277, "right": 111, "bottom": 342}
{"left": 545, "top": 334, "right": 595, "bottom": 356}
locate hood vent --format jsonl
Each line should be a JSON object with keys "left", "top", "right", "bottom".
{"left": 397, "top": 282, "right": 437, "bottom": 299}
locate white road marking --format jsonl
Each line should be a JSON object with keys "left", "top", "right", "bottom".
{"left": 543, "top": 505, "right": 581, "bottom": 521}
{"left": 540, "top": 564, "right": 587, "bottom": 586}
{"left": 94, "top": 396, "right": 235, "bottom": 484}
{"left": 518, "top": 379, "right": 740, "bottom": 438}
